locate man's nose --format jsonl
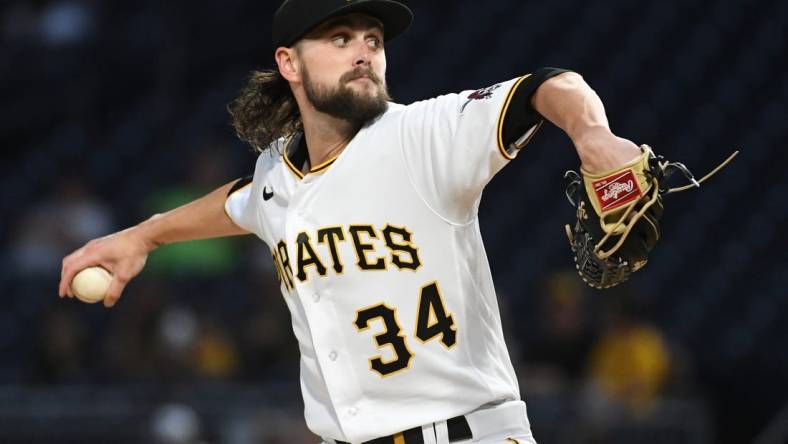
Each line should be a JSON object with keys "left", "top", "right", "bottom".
{"left": 354, "top": 42, "right": 372, "bottom": 67}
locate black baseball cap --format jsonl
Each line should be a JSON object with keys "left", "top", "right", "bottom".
{"left": 272, "top": 0, "right": 413, "bottom": 48}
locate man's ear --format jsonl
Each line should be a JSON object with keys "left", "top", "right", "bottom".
{"left": 276, "top": 47, "right": 300, "bottom": 83}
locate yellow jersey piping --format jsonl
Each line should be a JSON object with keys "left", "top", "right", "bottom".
{"left": 309, "top": 155, "right": 339, "bottom": 174}
{"left": 283, "top": 151, "right": 305, "bottom": 179}
{"left": 496, "top": 74, "right": 531, "bottom": 161}
{"left": 283, "top": 150, "right": 340, "bottom": 178}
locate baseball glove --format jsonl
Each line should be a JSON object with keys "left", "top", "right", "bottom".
{"left": 564, "top": 145, "right": 738, "bottom": 289}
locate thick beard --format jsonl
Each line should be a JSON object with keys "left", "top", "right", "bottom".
{"left": 302, "top": 66, "right": 390, "bottom": 126}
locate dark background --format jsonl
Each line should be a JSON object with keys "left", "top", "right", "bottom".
{"left": 1, "top": 0, "right": 787, "bottom": 443}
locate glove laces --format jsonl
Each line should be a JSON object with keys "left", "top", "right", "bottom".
{"left": 565, "top": 147, "right": 740, "bottom": 260}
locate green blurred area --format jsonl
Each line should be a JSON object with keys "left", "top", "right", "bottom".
{"left": 145, "top": 187, "right": 240, "bottom": 275}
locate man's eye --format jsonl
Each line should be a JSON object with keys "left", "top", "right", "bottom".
{"left": 332, "top": 35, "right": 349, "bottom": 46}
{"left": 367, "top": 37, "right": 382, "bottom": 48}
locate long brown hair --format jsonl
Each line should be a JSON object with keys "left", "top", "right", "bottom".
{"left": 228, "top": 70, "right": 301, "bottom": 152}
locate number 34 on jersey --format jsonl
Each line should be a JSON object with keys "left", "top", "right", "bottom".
{"left": 355, "top": 281, "right": 457, "bottom": 377}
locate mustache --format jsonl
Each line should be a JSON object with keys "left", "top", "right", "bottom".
{"left": 340, "top": 68, "right": 382, "bottom": 86}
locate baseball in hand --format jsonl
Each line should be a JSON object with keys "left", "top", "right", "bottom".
{"left": 70, "top": 266, "right": 112, "bottom": 303}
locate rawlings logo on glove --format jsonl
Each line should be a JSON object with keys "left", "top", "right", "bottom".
{"left": 594, "top": 171, "right": 642, "bottom": 211}
{"left": 564, "top": 145, "right": 738, "bottom": 289}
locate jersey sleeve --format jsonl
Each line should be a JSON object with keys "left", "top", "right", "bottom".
{"left": 224, "top": 150, "right": 273, "bottom": 235}
{"left": 224, "top": 175, "right": 256, "bottom": 233}
{"left": 399, "top": 70, "right": 567, "bottom": 223}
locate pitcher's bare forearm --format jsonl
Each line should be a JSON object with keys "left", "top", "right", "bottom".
{"left": 532, "top": 72, "right": 609, "bottom": 141}
{"left": 59, "top": 180, "right": 249, "bottom": 306}
{"left": 139, "top": 180, "right": 249, "bottom": 248}
{"left": 532, "top": 72, "right": 639, "bottom": 173}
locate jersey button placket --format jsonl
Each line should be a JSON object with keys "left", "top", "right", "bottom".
{"left": 286, "top": 184, "right": 364, "bottom": 435}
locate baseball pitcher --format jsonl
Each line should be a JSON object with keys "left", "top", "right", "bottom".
{"left": 59, "top": 0, "right": 716, "bottom": 442}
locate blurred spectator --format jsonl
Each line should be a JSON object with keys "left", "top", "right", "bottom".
{"left": 156, "top": 304, "right": 200, "bottom": 380}
{"left": 225, "top": 408, "right": 317, "bottom": 444}
{"left": 33, "top": 307, "right": 87, "bottom": 383}
{"left": 102, "top": 278, "right": 167, "bottom": 381}
{"left": 239, "top": 304, "right": 292, "bottom": 380}
{"left": 154, "top": 304, "right": 242, "bottom": 381}
{"left": 585, "top": 292, "right": 671, "bottom": 417}
{"left": 193, "top": 317, "right": 240, "bottom": 379}
{"left": 150, "top": 403, "right": 209, "bottom": 444}
{"left": 521, "top": 271, "right": 596, "bottom": 391}
{"left": 10, "top": 176, "right": 113, "bottom": 275}
{"left": 100, "top": 278, "right": 245, "bottom": 383}
{"left": 238, "top": 270, "right": 300, "bottom": 381}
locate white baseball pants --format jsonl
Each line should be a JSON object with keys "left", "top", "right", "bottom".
{"left": 322, "top": 399, "right": 537, "bottom": 444}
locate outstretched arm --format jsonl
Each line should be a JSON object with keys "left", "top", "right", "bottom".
{"left": 59, "top": 180, "right": 249, "bottom": 307}
{"left": 531, "top": 71, "right": 641, "bottom": 173}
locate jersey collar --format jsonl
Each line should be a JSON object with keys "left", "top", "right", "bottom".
{"left": 283, "top": 131, "right": 341, "bottom": 180}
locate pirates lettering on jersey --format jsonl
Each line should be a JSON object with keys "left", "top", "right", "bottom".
{"left": 271, "top": 250, "right": 287, "bottom": 288}
{"left": 317, "top": 227, "right": 346, "bottom": 274}
{"left": 296, "top": 232, "right": 328, "bottom": 282}
{"left": 381, "top": 224, "right": 421, "bottom": 271}
{"left": 272, "top": 223, "right": 424, "bottom": 285}
{"left": 276, "top": 240, "right": 295, "bottom": 290}
{"left": 349, "top": 225, "right": 387, "bottom": 271}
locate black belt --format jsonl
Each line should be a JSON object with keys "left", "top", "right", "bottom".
{"left": 336, "top": 415, "right": 472, "bottom": 444}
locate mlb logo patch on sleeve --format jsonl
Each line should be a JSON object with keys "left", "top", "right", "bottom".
{"left": 592, "top": 170, "right": 642, "bottom": 211}
{"left": 461, "top": 83, "right": 502, "bottom": 112}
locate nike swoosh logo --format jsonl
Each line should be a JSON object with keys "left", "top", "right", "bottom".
{"left": 263, "top": 186, "right": 274, "bottom": 201}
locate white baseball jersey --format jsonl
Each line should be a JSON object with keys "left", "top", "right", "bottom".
{"left": 225, "top": 75, "right": 543, "bottom": 443}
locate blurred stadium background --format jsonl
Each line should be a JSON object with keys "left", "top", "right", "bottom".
{"left": 2, "top": 0, "right": 787, "bottom": 443}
